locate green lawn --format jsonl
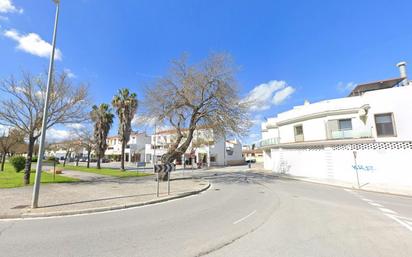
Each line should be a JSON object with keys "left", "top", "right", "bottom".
{"left": 60, "top": 165, "right": 151, "bottom": 178}
{"left": 0, "top": 163, "right": 80, "bottom": 189}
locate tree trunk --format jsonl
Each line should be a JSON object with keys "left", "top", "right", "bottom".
{"left": 63, "top": 151, "right": 70, "bottom": 167}
{"left": 24, "top": 136, "right": 36, "bottom": 185}
{"left": 86, "top": 150, "right": 91, "bottom": 168}
{"left": 97, "top": 153, "right": 101, "bottom": 169}
{"left": 1, "top": 151, "right": 6, "bottom": 171}
{"left": 75, "top": 155, "right": 79, "bottom": 167}
{"left": 121, "top": 140, "right": 126, "bottom": 171}
{"left": 162, "top": 127, "right": 196, "bottom": 164}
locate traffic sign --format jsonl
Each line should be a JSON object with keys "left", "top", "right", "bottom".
{"left": 154, "top": 163, "right": 174, "bottom": 173}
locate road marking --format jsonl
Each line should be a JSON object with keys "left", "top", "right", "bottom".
{"left": 378, "top": 208, "right": 397, "bottom": 214}
{"left": 384, "top": 214, "right": 412, "bottom": 232}
{"left": 361, "top": 198, "right": 373, "bottom": 202}
{"left": 233, "top": 210, "right": 257, "bottom": 225}
{"left": 343, "top": 189, "right": 411, "bottom": 233}
{"left": 368, "top": 202, "right": 383, "bottom": 207}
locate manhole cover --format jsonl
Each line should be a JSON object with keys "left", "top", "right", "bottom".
{"left": 12, "top": 205, "right": 29, "bottom": 209}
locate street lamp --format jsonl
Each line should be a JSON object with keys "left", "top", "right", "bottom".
{"left": 32, "top": 0, "right": 61, "bottom": 208}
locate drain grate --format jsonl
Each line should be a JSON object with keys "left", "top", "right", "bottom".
{"left": 12, "top": 205, "right": 29, "bottom": 209}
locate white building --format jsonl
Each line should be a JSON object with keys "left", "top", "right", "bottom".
{"left": 145, "top": 127, "right": 244, "bottom": 166}
{"left": 106, "top": 132, "right": 151, "bottom": 162}
{"left": 259, "top": 62, "right": 412, "bottom": 193}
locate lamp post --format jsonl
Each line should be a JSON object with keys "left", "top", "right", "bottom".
{"left": 32, "top": 0, "right": 61, "bottom": 209}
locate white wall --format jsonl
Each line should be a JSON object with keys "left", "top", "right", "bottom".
{"left": 268, "top": 145, "right": 412, "bottom": 193}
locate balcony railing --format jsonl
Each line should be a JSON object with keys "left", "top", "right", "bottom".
{"left": 257, "top": 137, "right": 280, "bottom": 148}
{"left": 329, "top": 129, "right": 372, "bottom": 140}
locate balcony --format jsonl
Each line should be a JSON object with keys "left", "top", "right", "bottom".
{"left": 329, "top": 129, "right": 372, "bottom": 140}
{"left": 257, "top": 137, "right": 280, "bottom": 148}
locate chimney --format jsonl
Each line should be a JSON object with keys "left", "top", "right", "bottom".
{"left": 397, "top": 61, "right": 407, "bottom": 79}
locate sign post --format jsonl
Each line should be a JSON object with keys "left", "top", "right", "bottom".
{"left": 167, "top": 168, "right": 171, "bottom": 195}
{"left": 154, "top": 163, "right": 174, "bottom": 197}
{"left": 353, "top": 151, "right": 360, "bottom": 189}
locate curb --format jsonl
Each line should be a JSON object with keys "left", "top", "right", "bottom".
{"left": 278, "top": 175, "right": 412, "bottom": 198}
{"left": 1, "top": 181, "right": 211, "bottom": 220}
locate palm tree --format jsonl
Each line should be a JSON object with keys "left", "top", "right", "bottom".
{"left": 91, "top": 104, "right": 114, "bottom": 169}
{"left": 112, "top": 89, "right": 138, "bottom": 171}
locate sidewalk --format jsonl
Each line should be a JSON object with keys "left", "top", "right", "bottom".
{"left": 0, "top": 170, "right": 210, "bottom": 219}
{"left": 275, "top": 174, "right": 412, "bottom": 197}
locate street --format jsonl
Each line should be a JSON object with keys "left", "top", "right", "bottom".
{"left": 1, "top": 169, "right": 411, "bottom": 257}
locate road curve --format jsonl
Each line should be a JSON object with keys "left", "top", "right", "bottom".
{"left": 1, "top": 170, "right": 411, "bottom": 257}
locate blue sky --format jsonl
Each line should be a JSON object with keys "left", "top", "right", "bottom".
{"left": 1, "top": 0, "right": 412, "bottom": 143}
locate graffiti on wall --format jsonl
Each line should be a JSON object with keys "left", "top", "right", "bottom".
{"left": 352, "top": 165, "right": 375, "bottom": 172}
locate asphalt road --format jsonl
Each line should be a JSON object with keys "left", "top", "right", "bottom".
{"left": 1, "top": 169, "right": 411, "bottom": 257}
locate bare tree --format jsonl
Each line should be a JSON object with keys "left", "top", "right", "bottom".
{"left": 112, "top": 89, "right": 138, "bottom": 171}
{"left": 73, "top": 125, "right": 95, "bottom": 168}
{"left": 144, "top": 53, "right": 250, "bottom": 164}
{"left": 0, "top": 71, "right": 89, "bottom": 184}
{"left": 91, "top": 104, "right": 114, "bottom": 169}
{"left": 0, "top": 128, "right": 25, "bottom": 171}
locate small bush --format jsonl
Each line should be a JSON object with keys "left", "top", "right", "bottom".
{"left": 10, "top": 156, "right": 26, "bottom": 173}
{"left": 47, "top": 156, "right": 60, "bottom": 164}
{"left": 31, "top": 156, "right": 38, "bottom": 163}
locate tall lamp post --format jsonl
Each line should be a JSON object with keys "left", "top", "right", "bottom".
{"left": 32, "top": 0, "right": 61, "bottom": 209}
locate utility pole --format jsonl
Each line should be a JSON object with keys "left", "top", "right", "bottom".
{"left": 32, "top": 0, "right": 61, "bottom": 209}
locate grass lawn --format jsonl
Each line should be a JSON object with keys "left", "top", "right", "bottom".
{"left": 0, "top": 163, "right": 80, "bottom": 189}
{"left": 60, "top": 165, "right": 151, "bottom": 178}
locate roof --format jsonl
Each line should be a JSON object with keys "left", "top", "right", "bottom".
{"left": 348, "top": 77, "right": 404, "bottom": 97}
{"left": 156, "top": 125, "right": 213, "bottom": 135}
{"left": 107, "top": 131, "right": 145, "bottom": 139}
{"left": 242, "top": 149, "right": 263, "bottom": 154}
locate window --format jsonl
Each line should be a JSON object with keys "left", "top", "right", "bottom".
{"left": 295, "top": 125, "right": 303, "bottom": 135}
{"left": 294, "top": 125, "right": 304, "bottom": 142}
{"left": 375, "top": 113, "right": 396, "bottom": 137}
{"left": 338, "top": 119, "right": 352, "bottom": 131}
{"left": 210, "top": 156, "right": 216, "bottom": 162}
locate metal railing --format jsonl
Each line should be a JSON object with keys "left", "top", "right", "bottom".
{"left": 257, "top": 137, "right": 281, "bottom": 148}
{"left": 329, "top": 129, "right": 372, "bottom": 140}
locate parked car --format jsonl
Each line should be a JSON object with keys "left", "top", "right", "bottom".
{"left": 102, "top": 158, "right": 111, "bottom": 163}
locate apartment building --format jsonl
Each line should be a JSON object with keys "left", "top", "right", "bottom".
{"left": 259, "top": 62, "right": 412, "bottom": 193}
{"left": 106, "top": 131, "right": 151, "bottom": 162}
{"left": 144, "top": 127, "right": 243, "bottom": 166}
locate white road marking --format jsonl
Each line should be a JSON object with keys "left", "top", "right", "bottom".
{"left": 379, "top": 208, "right": 397, "bottom": 214}
{"left": 361, "top": 198, "right": 373, "bottom": 202}
{"left": 343, "top": 189, "right": 411, "bottom": 233}
{"left": 233, "top": 210, "right": 257, "bottom": 225}
{"left": 384, "top": 214, "right": 412, "bottom": 232}
{"left": 368, "top": 202, "right": 383, "bottom": 207}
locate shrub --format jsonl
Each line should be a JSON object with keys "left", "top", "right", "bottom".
{"left": 47, "top": 156, "right": 60, "bottom": 164}
{"left": 10, "top": 156, "right": 26, "bottom": 173}
{"left": 31, "top": 156, "right": 38, "bottom": 163}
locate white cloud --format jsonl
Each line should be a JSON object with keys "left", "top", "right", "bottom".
{"left": 66, "top": 123, "right": 84, "bottom": 130}
{"left": 0, "top": 0, "right": 23, "bottom": 14}
{"left": 64, "top": 68, "right": 76, "bottom": 79}
{"left": 272, "top": 86, "right": 295, "bottom": 105}
{"left": 3, "top": 29, "right": 62, "bottom": 60}
{"left": 46, "top": 128, "right": 71, "bottom": 142}
{"left": 132, "top": 114, "right": 157, "bottom": 128}
{"left": 337, "top": 81, "right": 357, "bottom": 92}
{"left": 243, "top": 80, "right": 295, "bottom": 111}
{"left": 250, "top": 114, "right": 263, "bottom": 125}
